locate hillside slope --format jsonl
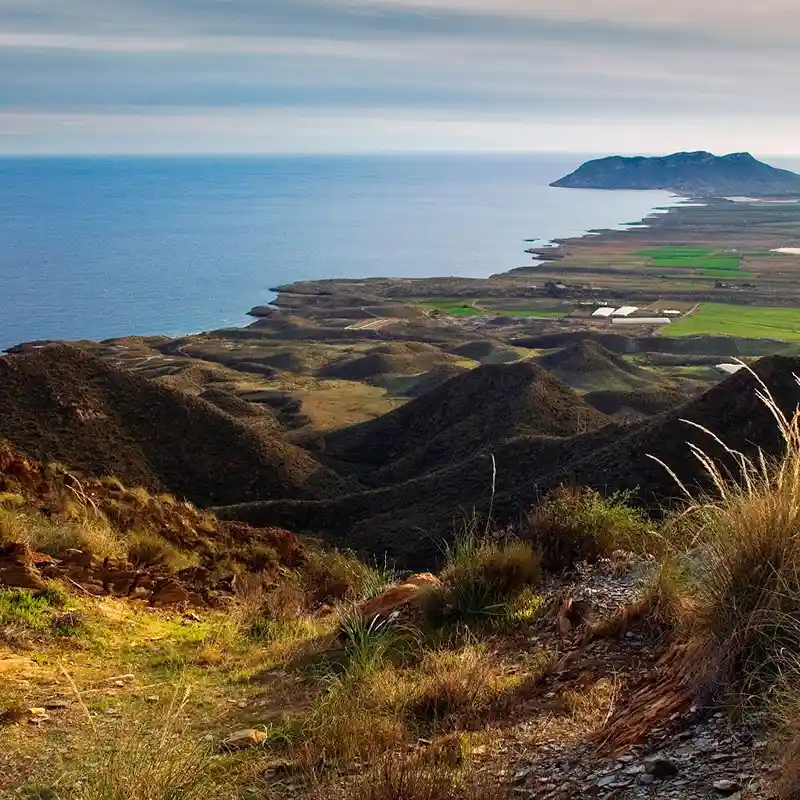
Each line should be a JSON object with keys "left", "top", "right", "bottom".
{"left": 322, "top": 361, "right": 610, "bottom": 481}
{"left": 0, "top": 345, "right": 352, "bottom": 506}
{"left": 536, "top": 340, "right": 652, "bottom": 391}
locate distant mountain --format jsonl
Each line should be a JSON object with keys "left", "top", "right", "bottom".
{"left": 550, "top": 151, "right": 800, "bottom": 196}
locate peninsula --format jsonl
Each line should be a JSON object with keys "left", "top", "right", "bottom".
{"left": 550, "top": 150, "right": 800, "bottom": 196}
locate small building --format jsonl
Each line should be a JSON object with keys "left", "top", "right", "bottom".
{"left": 715, "top": 363, "right": 746, "bottom": 375}
{"left": 592, "top": 307, "right": 615, "bottom": 318}
{"left": 611, "top": 306, "right": 638, "bottom": 317}
{"left": 611, "top": 317, "right": 671, "bottom": 326}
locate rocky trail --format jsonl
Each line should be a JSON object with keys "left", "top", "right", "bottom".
{"left": 467, "top": 559, "right": 782, "bottom": 799}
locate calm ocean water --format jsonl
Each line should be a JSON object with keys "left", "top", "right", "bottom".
{"left": 0, "top": 154, "right": 685, "bottom": 350}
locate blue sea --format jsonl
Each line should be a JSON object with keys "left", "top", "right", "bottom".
{"left": 0, "top": 153, "right": 685, "bottom": 350}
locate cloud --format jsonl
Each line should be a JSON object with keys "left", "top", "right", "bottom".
{"left": 0, "top": 0, "right": 798, "bottom": 153}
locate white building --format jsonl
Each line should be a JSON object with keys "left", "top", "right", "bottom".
{"left": 611, "top": 317, "right": 671, "bottom": 326}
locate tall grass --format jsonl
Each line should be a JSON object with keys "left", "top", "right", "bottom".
{"left": 339, "top": 610, "right": 418, "bottom": 677}
{"left": 63, "top": 690, "right": 223, "bottom": 800}
{"left": 0, "top": 508, "right": 125, "bottom": 559}
{"left": 352, "top": 750, "right": 501, "bottom": 800}
{"left": 649, "top": 366, "right": 800, "bottom": 723}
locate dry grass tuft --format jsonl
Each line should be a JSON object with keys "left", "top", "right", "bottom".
{"left": 0, "top": 508, "right": 126, "bottom": 559}
{"left": 125, "top": 530, "right": 199, "bottom": 572}
{"left": 405, "top": 646, "right": 503, "bottom": 726}
{"left": 300, "top": 548, "right": 395, "bottom": 606}
{"left": 651, "top": 371, "right": 800, "bottom": 707}
{"left": 351, "top": 750, "right": 502, "bottom": 800}
{"left": 298, "top": 676, "right": 409, "bottom": 766}
{"left": 62, "top": 691, "right": 223, "bottom": 800}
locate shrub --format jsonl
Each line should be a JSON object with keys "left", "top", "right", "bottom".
{"left": 521, "top": 486, "right": 652, "bottom": 573}
{"left": 125, "top": 531, "right": 198, "bottom": 572}
{"left": 300, "top": 548, "right": 393, "bottom": 606}
{"left": 426, "top": 535, "right": 541, "bottom": 622}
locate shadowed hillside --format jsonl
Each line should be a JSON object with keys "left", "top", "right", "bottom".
{"left": 536, "top": 340, "right": 652, "bottom": 390}
{"left": 0, "top": 345, "right": 353, "bottom": 507}
{"left": 321, "top": 361, "right": 610, "bottom": 482}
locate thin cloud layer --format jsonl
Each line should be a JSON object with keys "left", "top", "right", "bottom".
{"left": 0, "top": 0, "right": 798, "bottom": 153}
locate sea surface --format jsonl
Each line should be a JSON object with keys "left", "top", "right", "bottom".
{"left": 0, "top": 154, "right": 687, "bottom": 350}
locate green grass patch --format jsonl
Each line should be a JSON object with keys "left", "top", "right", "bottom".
{"left": 698, "top": 269, "right": 753, "bottom": 279}
{"left": 633, "top": 246, "right": 747, "bottom": 277}
{"left": 0, "top": 585, "right": 69, "bottom": 632}
{"left": 418, "top": 301, "right": 484, "bottom": 317}
{"left": 664, "top": 303, "right": 800, "bottom": 341}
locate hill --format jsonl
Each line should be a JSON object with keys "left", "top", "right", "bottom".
{"left": 221, "top": 356, "right": 800, "bottom": 566}
{"left": 317, "top": 343, "right": 460, "bottom": 383}
{"left": 550, "top": 151, "right": 800, "bottom": 196}
{"left": 584, "top": 386, "right": 688, "bottom": 419}
{"left": 321, "top": 361, "right": 609, "bottom": 482}
{"left": 0, "top": 345, "right": 352, "bottom": 507}
{"left": 536, "top": 340, "right": 651, "bottom": 390}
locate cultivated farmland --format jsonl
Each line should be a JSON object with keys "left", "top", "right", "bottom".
{"left": 664, "top": 303, "right": 800, "bottom": 341}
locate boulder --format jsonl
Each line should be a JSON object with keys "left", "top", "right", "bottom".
{"left": 0, "top": 543, "right": 46, "bottom": 589}
{"left": 359, "top": 573, "right": 440, "bottom": 621}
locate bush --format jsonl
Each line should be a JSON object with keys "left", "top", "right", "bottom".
{"left": 521, "top": 486, "right": 652, "bottom": 573}
{"left": 425, "top": 534, "right": 541, "bottom": 622}
{"left": 125, "top": 531, "right": 198, "bottom": 572}
{"left": 300, "top": 548, "right": 394, "bottom": 606}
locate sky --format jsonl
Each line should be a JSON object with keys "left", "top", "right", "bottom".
{"left": 1, "top": 0, "right": 799, "bottom": 155}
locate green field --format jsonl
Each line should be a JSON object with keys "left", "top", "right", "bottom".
{"left": 632, "top": 246, "right": 747, "bottom": 278}
{"left": 664, "top": 303, "right": 800, "bottom": 341}
{"left": 418, "top": 300, "right": 567, "bottom": 319}
{"left": 418, "top": 300, "right": 483, "bottom": 317}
